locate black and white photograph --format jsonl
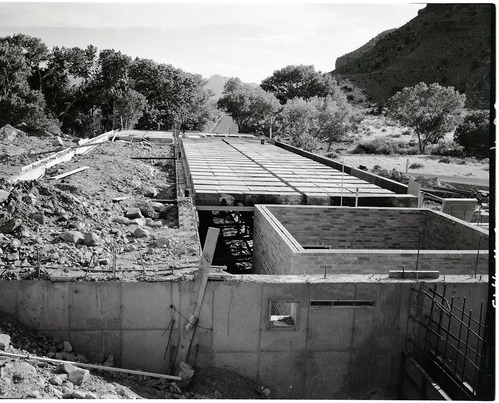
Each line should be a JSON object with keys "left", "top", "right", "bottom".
{"left": 0, "top": 1, "right": 494, "bottom": 400}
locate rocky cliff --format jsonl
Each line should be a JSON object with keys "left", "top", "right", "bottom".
{"left": 332, "top": 4, "right": 493, "bottom": 109}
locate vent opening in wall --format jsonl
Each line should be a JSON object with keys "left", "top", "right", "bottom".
{"left": 311, "top": 300, "right": 375, "bottom": 307}
{"left": 269, "top": 300, "right": 299, "bottom": 330}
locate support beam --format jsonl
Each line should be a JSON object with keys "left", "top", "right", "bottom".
{"left": 196, "top": 205, "right": 255, "bottom": 212}
{"left": 174, "top": 227, "right": 219, "bottom": 367}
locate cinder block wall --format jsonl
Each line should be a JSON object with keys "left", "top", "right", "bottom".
{"left": 253, "top": 206, "right": 297, "bottom": 274}
{"left": 267, "top": 206, "right": 427, "bottom": 249}
{"left": 424, "top": 210, "right": 489, "bottom": 250}
{"left": 0, "top": 278, "right": 488, "bottom": 399}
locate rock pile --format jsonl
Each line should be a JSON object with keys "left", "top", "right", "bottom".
{"left": 0, "top": 178, "right": 190, "bottom": 280}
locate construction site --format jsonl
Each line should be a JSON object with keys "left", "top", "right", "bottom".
{"left": 0, "top": 126, "right": 493, "bottom": 399}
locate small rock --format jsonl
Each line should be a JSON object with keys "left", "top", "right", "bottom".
{"left": 58, "top": 363, "right": 89, "bottom": 386}
{"left": 150, "top": 202, "right": 165, "bottom": 212}
{"left": 61, "top": 352, "right": 76, "bottom": 361}
{"left": 155, "top": 237, "right": 171, "bottom": 248}
{"left": 70, "top": 390, "right": 87, "bottom": 399}
{"left": 263, "top": 388, "right": 271, "bottom": 397}
{"left": 130, "top": 218, "right": 146, "bottom": 226}
{"left": 10, "top": 239, "right": 21, "bottom": 249}
{"left": 125, "top": 208, "right": 143, "bottom": 219}
{"left": 0, "top": 218, "right": 21, "bottom": 234}
{"left": 5, "top": 361, "right": 37, "bottom": 374}
{"left": 100, "top": 394, "right": 119, "bottom": 399}
{"left": 145, "top": 218, "right": 162, "bottom": 228}
{"left": 97, "top": 258, "right": 110, "bottom": 266}
{"left": 114, "top": 217, "right": 130, "bottom": 225}
{"left": 76, "top": 354, "right": 88, "bottom": 364}
{"left": 0, "top": 333, "right": 11, "bottom": 351}
{"left": 49, "top": 385, "right": 63, "bottom": 399}
{"left": 27, "top": 390, "right": 40, "bottom": 398}
{"left": 49, "top": 375, "right": 65, "bottom": 386}
{"left": 139, "top": 205, "right": 157, "bottom": 218}
{"left": 213, "top": 391, "right": 223, "bottom": 399}
{"left": 23, "top": 193, "right": 37, "bottom": 205}
{"left": 0, "top": 190, "right": 9, "bottom": 202}
{"left": 83, "top": 232, "right": 101, "bottom": 247}
{"left": 48, "top": 252, "right": 60, "bottom": 261}
{"left": 85, "top": 392, "right": 98, "bottom": 399}
{"left": 133, "top": 227, "right": 150, "bottom": 238}
{"left": 63, "top": 341, "right": 72, "bottom": 353}
{"left": 176, "top": 361, "right": 194, "bottom": 388}
{"left": 144, "top": 187, "right": 158, "bottom": 198}
{"left": 124, "top": 245, "right": 137, "bottom": 252}
{"left": 60, "top": 231, "right": 84, "bottom": 244}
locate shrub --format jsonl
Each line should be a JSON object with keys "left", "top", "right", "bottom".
{"left": 352, "top": 137, "right": 398, "bottom": 155}
{"left": 454, "top": 111, "right": 490, "bottom": 158}
{"left": 439, "top": 156, "right": 451, "bottom": 164}
{"left": 409, "top": 162, "right": 424, "bottom": 169}
{"left": 427, "top": 140, "right": 464, "bottom": 157}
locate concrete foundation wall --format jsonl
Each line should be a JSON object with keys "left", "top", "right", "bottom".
{"left": 0, "top": 277, "right": 488, "bottom": 399}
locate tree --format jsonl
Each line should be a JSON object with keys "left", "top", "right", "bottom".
{"left": 279, "top": 97, "right": 320, "bottom": 151}
{"left": 386, "top": 82, "right": 466, "bottom": 153}
{"left": 261, "top": 65, "right": 340, "bottom": 104}
{"left": 454, "top": 110, "right": 491, "bottom": 158}
{"left": 218, "top": 78, "right": 280, "bottom": 135}
{"left": 114, "top": 86, "right": 147, "bottom": 130}
{"left": 316, "top": 94, "right": 358, "bottom": 152}
{"left": 0, "top": 42, "right": 48, "bottom": 128}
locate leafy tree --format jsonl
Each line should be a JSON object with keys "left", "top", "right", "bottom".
{"left": 279, "top": 97, "right": 320, "bottom": 151}
{"left": 261, "top": 65, "right": 340, "bottom": 104}
{"left": 114, "top": 86, "right": 148, "bottom": 130}
{"left": 316, "top": 94, "right": 358, "bottom": 152}
{"left": 454, "top": 110, "right": 491, "bottom": 158}
{"left": 0, "top": 42, "right": 48, "bottom": 128}
{"left": 218, "top": 78, "right": 280, "bottom": 135}
{"left": 386, "top": 82, "right": 466, "bottom": 152}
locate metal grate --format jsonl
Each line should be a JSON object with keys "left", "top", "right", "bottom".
{"left": 405, "top": 284, "right": 491, "bottom": 400}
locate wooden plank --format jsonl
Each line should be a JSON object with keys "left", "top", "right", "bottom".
{"left": 50, "top": 166, "right": 90, "bottom": 180}
{"left": 174, "top": 227, "right": 219, "bottom": 366}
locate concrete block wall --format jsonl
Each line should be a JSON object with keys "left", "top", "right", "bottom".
{"left": 267, "top": 206, "right": 427, "bottom": 250}
{"left": 0, "top": 277, "right": 488, "bottom": 399}
{"left": 253, "top": 206, "right": 489, "bottom": 276}
{"left": 291, "top": 250, "right": 488, "bottom": 275}
{"left": 425, "top": 209, "right": 489, "bottom": 250}
{"left": 253, "top": 205, "right": 298, "bottom": 274}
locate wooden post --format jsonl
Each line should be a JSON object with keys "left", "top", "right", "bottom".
{"left": 174, "top": 227, "right": 219, "bottom": 367}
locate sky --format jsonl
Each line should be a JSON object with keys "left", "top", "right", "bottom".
{"left": 0, "top": 1, "right": 426, "bottom": 83}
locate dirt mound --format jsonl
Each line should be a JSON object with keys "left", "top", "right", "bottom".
{"left": 0, "top": 140, "right": 199, "bottom": 281}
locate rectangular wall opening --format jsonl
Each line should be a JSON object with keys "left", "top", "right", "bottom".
{"left": 269, "top": 300, "right": 300, "bottom": 330}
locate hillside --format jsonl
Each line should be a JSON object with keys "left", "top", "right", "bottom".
{"left": 335, "top": 29, "right": 396, "bottom": 69}
{"left": 204, "top": 75, "right": 258, "bottom": 101}
{"left": 332, "top": 4, "right": 493, "bottom": 109}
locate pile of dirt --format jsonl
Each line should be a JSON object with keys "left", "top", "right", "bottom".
{"left": 0, "top": 140, "right": 199, "bottom": 281}
{"left": 0, "top": 312, "right": 268, "bottom": 399}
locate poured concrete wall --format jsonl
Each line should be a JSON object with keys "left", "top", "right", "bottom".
{"left": 0, "top": 277, "right": 488, "bottom": 399}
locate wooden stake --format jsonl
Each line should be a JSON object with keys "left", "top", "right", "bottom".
{"left": 174, "top": 227, "right": 219, "bottom": 367}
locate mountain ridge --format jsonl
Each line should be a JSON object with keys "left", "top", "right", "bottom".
{"left": 332, "top": 4, "right": 493, "bottom": 109}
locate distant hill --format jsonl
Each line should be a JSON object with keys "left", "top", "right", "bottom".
{"left": 332, "top": 4, "right": 493, "bottom": 109}
{"left": 335, "top": 29, "right": 396, "bottom": 70}
{"left": 204, "top": 74, "right": 258, "bottom": 101}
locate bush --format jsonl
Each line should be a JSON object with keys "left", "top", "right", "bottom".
{"left": 352, "top": 137, "right": 398, "bottom": 155}
{"left": 427, "top": 140, "right": 464, "bottom": 157}
{"left": 454, "top": 111, "right": 490, "bottom": 158}
{"left": 439, "top": 156, "right": 451, "bottom": 164}
{"left": 409, "top": 162, "right": 424, "bottom": 169}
